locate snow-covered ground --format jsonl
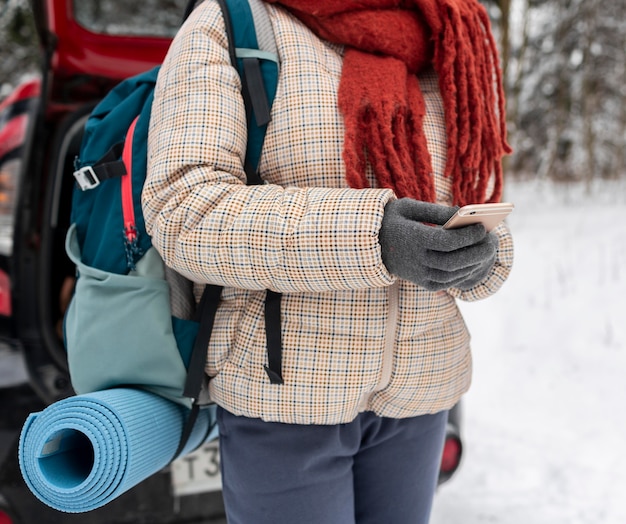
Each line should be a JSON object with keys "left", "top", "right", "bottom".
{"left": 431, "top": 178, "right": 626, "bottom": 524}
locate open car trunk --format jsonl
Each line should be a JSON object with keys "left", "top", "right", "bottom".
{"left": 0, "top": 1, "right": 228, "bottom": 522}
{"left": 17, "top": 0, "right": 193, "bottom": 403}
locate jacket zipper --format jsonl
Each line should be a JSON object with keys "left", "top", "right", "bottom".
{"left": 358, "top": 280, "right": 400, "bottom": 411}
{"left": 121, "top": 117, "right": 139, "bottom": 243}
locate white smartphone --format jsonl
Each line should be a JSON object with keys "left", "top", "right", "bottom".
{"left": 443, "top": 202, "right": 514, "bottom": 231}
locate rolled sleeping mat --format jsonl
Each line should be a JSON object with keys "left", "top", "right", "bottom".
{"left": 18, "top": 387, "right": 218, "bottom": 513}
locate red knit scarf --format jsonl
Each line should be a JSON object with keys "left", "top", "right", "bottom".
{"left": 264, "top": 0, "right": 511, "bottom": 206}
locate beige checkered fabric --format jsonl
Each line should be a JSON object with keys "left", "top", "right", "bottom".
{"left": 144, "top": 1, "right": 515, "bottom": 424}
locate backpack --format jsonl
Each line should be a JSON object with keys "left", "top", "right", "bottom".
{"left": 64, "top": 0, "right": 282, "bottom": 456}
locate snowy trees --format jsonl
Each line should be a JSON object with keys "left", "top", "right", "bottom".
{"left": 492, "top": 0, "right": 626, "bottom": 181}
{"left": 0, "top": 0, "right": 38, "bottom": 98}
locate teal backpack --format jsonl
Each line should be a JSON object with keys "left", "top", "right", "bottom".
{"left": 64, "top": 0, "right": 282, "bottom": 456}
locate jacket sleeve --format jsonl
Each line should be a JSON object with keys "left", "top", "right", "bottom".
{"left": 448, "top": 220, "right": 515, "bottom": 301}
{"left": 143, "top": 2, "right": 396, "bottom": 293}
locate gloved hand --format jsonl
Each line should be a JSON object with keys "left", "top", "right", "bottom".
{"left": 379, "top": 198, "right": 498, "bottom": 291}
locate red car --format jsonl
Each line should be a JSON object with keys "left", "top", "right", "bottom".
{"left": 0, "top": 1, "right": 463, "bottom": 522}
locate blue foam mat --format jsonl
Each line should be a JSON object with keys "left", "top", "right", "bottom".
{"left": 18, "top": 388, "right": 218, "bottom": 513}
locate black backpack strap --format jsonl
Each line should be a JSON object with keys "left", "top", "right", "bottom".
{"left": 73, "top": 143, "right": 127, "bottom": 190}
{"left": 184, "top": 284, "right": 224, "bottom": 399}
{"left": 182, "top": 0, "right": 199, "bottom": 22}
{"left": 217, "top": 0, "right": 238, "bottom": 67}
{"left": 240, "top": 57, "right": 270, "bottom": 186}
{"left": 172, "top": 284, "right": 223, "bottom": 460}
{"left": 172, "top": 402, "right": 201, "bottom": 460}
{"left": 217, "top": 0, "right": 264, "bottom": 186}
{"left": 263, "top": 290, "right": 284, "bottom": 384}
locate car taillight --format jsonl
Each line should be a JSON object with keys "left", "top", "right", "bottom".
{"left": 0, "top": 80, "right": 36, "bottom": 258}
{"left": 0, "top": 508, "right": 14, "bottom": 524}
{"left": 0, "top": 157, "right": 20, "bottom": 257}
{"left": 440, "top": 432, "right": 463, "bottom": 475}
{"left": 0, "top": 268, "right": 11, "bottom": 316}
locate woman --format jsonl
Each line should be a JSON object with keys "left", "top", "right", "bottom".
{"left": 144, "top": 0, "right": 514, "bottom": 522}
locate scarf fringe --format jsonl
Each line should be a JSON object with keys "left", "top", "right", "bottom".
{"left": 267, "top": 0, "right": 511, "bottom": 206}
{"left": 433, "top": 1, "right": 510, "bottom": 206}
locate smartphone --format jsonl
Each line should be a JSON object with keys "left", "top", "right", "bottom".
{"left": 443, "top": 202, "right": 514, "bottom": 231}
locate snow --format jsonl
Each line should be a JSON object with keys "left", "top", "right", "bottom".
{"left": 431, "top": 178, "right": 626, "bottom": 524}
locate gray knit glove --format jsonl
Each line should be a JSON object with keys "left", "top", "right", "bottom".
{"left": 379, "top": 198, "right": 498, "bottom": 291}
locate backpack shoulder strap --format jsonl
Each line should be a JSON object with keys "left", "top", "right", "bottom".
{"left": 219, "top": 0, "right": 279, "bottom": 182}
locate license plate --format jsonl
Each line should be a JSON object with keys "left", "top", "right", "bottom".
{"left": 170, "top": 439, "right": 223, "bottom": 496}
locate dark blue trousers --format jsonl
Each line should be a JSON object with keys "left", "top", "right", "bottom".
{"left": 216, "top": 407, "right": 448, "bottom": 524}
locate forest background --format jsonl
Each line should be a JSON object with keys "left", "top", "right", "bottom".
{"left": 1, "top": 0, "right": 624, "bottom": 184}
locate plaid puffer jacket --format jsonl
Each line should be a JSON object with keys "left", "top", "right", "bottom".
{"left": 143, "top": 1, "right": 514, "bottom": 424}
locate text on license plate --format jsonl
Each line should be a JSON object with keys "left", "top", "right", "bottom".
{"left": 170, "top": 439, "right": 222, "bottom": 496}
